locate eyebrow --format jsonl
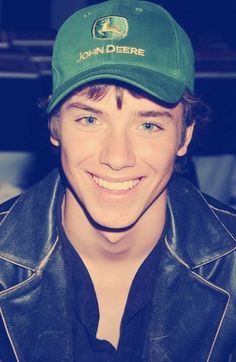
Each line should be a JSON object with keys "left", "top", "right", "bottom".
{"left": 66, "top": 102, "right": 173, "bottom": 119}
{"left": 66, "top": 101, "right": 103, "bottom": 115}
{"left": 137, "top": 110, "right": 173, "bottom": 118}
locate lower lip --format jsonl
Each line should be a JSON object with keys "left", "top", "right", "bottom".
{"left": 90, "top": 174, "right": 143, "bottom": 197}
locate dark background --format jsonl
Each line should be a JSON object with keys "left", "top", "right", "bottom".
{"left": 0, "top": 0, "right": 235, "bottom": 185}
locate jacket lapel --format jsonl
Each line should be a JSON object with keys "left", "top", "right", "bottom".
{"left": 0, "top": 238, "right": 74, "bottom": 362}
{"left": 0, "top": 170, "right": 73, "bottom": 361}
{"left": 142, "top": 238, "right": 229, "bottom": 361}
{"left": 0, "top": 238, "right": 73, "bottom": 361}
{"left": 0, "top": 170, "right": 62, "bottom": 270}
{"left": 143, "top": 176, "right": 236, "bottom": 361}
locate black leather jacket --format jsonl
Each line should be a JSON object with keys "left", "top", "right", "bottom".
{"left": 0, "top": 169, "right": 236, "bottom": 362}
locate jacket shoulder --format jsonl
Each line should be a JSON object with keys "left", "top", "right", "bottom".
{"left": 204, "top": 193, "right": 236, "bottom": 235}
{"left": 0, "top": 195, "right": 21, "bottom": 223}
{"left": 205, "top": 193, "right": 236, "bottom": 215}
{"left": 171, "top": 176, "right": 236, "bottom": 238}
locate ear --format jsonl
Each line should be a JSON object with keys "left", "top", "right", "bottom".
{"left": 177, "top": 123, "right": 195, "bottom": 157}
{"left": 50, "top": 135, "right": 60, "bottom": 147}
{"left": 49, "top": 115, "right": 61, "bottom": 147}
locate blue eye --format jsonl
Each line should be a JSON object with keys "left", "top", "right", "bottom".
{"left": 76, "top": 115, "right": 99, "bottom": 126}
{"left": 75, "top": 114, "right": 102, "bottom": 129}
{"left": 141, "top": 122, "right": 161, "bottom": 131}
{"left": 84, "top": 116, "right": 96, "bottom": 125}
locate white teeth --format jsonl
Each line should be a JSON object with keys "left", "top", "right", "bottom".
{"left": 93, "top": 176, "right": 140, "bottom": 191}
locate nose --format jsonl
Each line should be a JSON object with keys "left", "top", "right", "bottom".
{"left": 99, "top": 130, "right": 136, "bottom": 170}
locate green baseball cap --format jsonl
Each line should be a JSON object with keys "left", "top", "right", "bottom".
{"left": 47, "top": 0, "right": 194, "bottom": 113}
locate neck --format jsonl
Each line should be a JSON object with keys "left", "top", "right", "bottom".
{"left": 61, "top": 188, "right": 167, "bottom": 264}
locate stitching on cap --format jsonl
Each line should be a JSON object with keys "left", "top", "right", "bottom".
{"left": 160, "top": 8, "right": 179, "bottom": 79}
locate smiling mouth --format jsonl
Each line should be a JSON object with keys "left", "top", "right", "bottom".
{"left": 92, "top": 175, "right": 141, "bottom": 192}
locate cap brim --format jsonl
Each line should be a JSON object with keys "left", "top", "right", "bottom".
{"left": 46, "top": 64, "right": 186, "bottom": 113}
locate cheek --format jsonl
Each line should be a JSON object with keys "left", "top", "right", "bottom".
{"left": 60, "top": 131, "right": 101, "bottom": 166}
{"left": 138, "top": 134, "right": 179, "bottom": 170}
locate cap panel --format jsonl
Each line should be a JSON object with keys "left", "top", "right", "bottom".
{"left": 172, "top": 20, "right": 195, "bottom": 91}
{"left": 48, "top": 0, "right": 194, "bottom": 113}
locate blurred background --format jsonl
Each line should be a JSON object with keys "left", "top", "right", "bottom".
{"left": 0, "top": 0, "right": 235, "bottom": 207}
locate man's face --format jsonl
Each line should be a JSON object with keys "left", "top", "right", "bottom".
{"left": 51, "top": 86, "right": 193, "bottom": 229}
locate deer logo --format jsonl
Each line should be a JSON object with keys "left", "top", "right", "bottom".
{"left": 93, "top": 16, "right": 128, "bottom": 40}
{"left": 98, "top": 18, "right": 123, "bottom": 36}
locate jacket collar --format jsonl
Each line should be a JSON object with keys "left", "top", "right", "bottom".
{"left": 0, "top": 170, "right": 235, "bottom": 271}
{"left": 166, "top": 176, "right": 236, "bottom": 269}
{"left": 0, "top": 169, "right": 63, "bottom": 271}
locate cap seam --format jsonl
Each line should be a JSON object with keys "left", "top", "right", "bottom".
{"left": 52, "top": 62, "right": 61, "bottom": 90}
{"left": 162, "top": 9, "right": 180, "bottom": 81}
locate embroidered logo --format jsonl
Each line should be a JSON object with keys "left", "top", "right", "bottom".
{"left": 92, "top": 16, "right": 128, "bottom": 40}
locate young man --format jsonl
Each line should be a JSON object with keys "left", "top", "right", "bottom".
{"left": 0, "top": 0, "right": 236, "bottom": 361}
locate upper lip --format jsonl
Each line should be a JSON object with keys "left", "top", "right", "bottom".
{"left": 89, "top": 173, "right": 143, "bottom": 183}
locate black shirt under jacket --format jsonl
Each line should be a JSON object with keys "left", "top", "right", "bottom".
{"left": 59, "top": 219, "right": 165, "bottom": 362}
